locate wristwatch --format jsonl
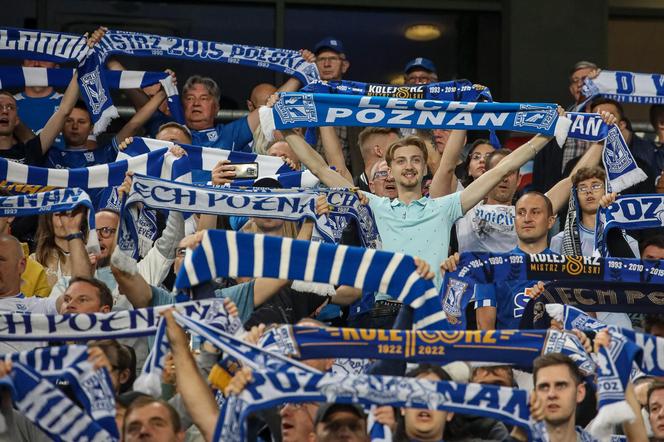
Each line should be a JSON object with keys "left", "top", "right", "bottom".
{"left": 64, "top": 232, "right": 85, "bottom": 242}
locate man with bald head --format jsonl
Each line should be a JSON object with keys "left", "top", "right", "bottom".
{"left": 247, "top": 83, "right": 277, "bottom": 112}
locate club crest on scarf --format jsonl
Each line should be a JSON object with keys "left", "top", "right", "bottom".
{"left": 79, "top": 65, "right": 108, "bottom": 114}
{"left": 275, "top": 93, "right": 318, "bottom": 124}
{"left": 442, "top": 278, "right": 467, "bottom": 324}
{"left": 514, "top": 104, "right": 557, "bottom": 131}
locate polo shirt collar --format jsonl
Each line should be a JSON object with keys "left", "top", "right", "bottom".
{"left": 390, "top": 196, "right": 428, "bottom": 207}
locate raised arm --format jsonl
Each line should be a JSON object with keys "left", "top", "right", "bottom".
{"left": 545, "top": 111, "right": 614, "bottom": 215}
{"left": 38, "top": 72, "right": 79, "bottom": 152}
{"left": 164, "top": 309, "right": 219, "bottom": 441}
{"left": 460, "top": 134, "right": 552, "bottom": 214}
{"left": 319, "top": 126, "right": 353, "bottom": 182}
{"left": 428, "top": 130, "right": 467, "bottom": 198}
{"left": 114, "top": 89, "right": 167, "bottom": 143}
{"left": 283, "top": 130, "right": 353, "bottom": 188}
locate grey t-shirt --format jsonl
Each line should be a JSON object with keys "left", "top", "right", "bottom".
{"left": 455, "top": 202, "right": 517, "bottom": 253}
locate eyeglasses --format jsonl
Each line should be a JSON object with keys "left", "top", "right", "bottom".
{"left": 96, "top": 227, "right": 117, "bottom": 239}
{"left": 577, "top": 183, "right": 604, "bottom": 194}
{"left": 372, "top": 170, "right": 389, "bottom": 180}
{"left": 316, "top": 56, "right": 343, "bottom": 64}
{"left": 175, "top": 247, "right": 187, "bottom": 257}
{"left": 0, "top": 104, "right": 16, "bottom": 112}
{"left": 470, "top": 152, "right": 492, "bottom": 161}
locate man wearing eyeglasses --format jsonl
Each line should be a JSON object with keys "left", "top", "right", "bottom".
{"left": 0, "top": 74, "right": 78, "bottom": 166}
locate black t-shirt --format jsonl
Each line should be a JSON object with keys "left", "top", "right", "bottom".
{"left": 0, "top": 137, "right": 44, "bottom": 166}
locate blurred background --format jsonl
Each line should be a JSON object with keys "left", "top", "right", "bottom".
{"left": 4, "top": 0, "right": 663, "bottom": 132}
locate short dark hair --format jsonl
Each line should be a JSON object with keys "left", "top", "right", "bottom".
{"left": 384, "top": 135, "right": 428, "bottom": 167}
{"left": 68, "top": 276, "right": 113, "bottom": 310}
{"left": 486, "top": 148, "right": 512, "bottom": 170}
{"left": 533, "top": 353, "right": 583, "bottom": 386}
{"left": 647, "top": 381, "right": 664, "bottom": 412}
{"left": 157, "top": 122, "right": 192, "bottom": 144}
{"left": 124, "top": 396, "right": 182, "bottom": 434}
{"left": 589, "top": 97, "right": 627, "bottom": 124}
{"left": 517, "top": 191, "right": 554, "bottom": 217}
{"left": 650, "top": 105, "right": 664, "bottom": 130}
{"left": 0, "top": 91, "right": 16, "bottom": 102}
{"left": 71, "top": 100, "right": 91, "bottom": 117}
{"left": 406, "top": 363, "right": 452, "bottom": 381}
{"left": 571, "top": 166, "right": 606, "bottom": 188}
{"left": 644, "top": 314, "right": 664, "bottom": 334}
{"left": 640, "top": 235, "right": 664, "bottom": 256}
{"left": 358, "top": 127, "right": 400, "bottom": 152}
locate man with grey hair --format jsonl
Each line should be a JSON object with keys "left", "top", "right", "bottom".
{"left": 182, "top": 75, "right": 257, "bottom": 150}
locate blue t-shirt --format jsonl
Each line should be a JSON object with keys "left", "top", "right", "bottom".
{"left": 14, "top": 92, "right": 65, "bottom": 149}
{"left": 190, "top": 119, "right": 253, "bottom": 182}
{"left": 46, "top": 142, "right": 117, "bottom": 169}
{"left": 475, "top": 247, "right": 555, "bottom": 329}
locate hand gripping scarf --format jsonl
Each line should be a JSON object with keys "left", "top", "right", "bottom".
{"left": 263, "top": 325, "right": 595, "bottom": 376}
{"left": 259, "top": 93, "right": 573, "bottom": 148}
{"left": 582, "top": 69, "right": 664, "bottom": 105}
{"left": 95, "top": 29, "right": 320, "bottom": 85}
{"left": 0, "top": 66, "right": 185, "bottom": 124}
{"left": 121, "top": 174, "right": 380, "bottom": 248}
{"left": 1, "top": 345, "right": 118, "bottom": 441}
{"left": 0, "top": 27, "right": 115, "bottom": 134}
{"left": 0, "top": 146, "right": 189, "bottom": 189}
{"left": 0, "top": 187, "right": 99, "bottom": 254}
{"left": 116, "top": 136, "right": 320, "bottom": 188}
{"left": 175, "top": 229, "right": 449, "bottom": 329}
{"left": 595, "top": 194, "right": 664, "bottom": 255}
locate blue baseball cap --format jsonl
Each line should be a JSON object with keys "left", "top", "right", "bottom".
{"left": 313, "top": 37, "right": 345, "bottom": 55}
{"left": 404, "top": 57, "right": 437, "bottom": 74}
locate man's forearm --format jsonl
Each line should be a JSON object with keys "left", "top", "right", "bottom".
{"left": 476, "top": 306, "right": 496, "bottom": 330}
{"left": 39, "top": 74, "right": 79, "bottom": 151}
{"left": 284, "top": 133, "right": 351, "bottom": 188}
{"left": 461, "top": 135, "right": 551, "bottom": 212}
{"left": 429, "top": 130, "right": 465, "bottom": 198}
{"left": 68, "top": 237, "right": 93, "bottom": 279}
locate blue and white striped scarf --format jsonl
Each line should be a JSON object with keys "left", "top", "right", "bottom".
{"left": 0, "top": 299, "right": 230, "bottom": 342}
{"left": 175, "top": 230, "right": 447, "bottom": 329}
{"left": 0, "top": 187, "right": 99, "bottom": 254}
{"left": 0, "top": 146, "right": 188, "bottom": 189}
{"left": 582, "top": 69, "right": 664, "bottom": 105}
{"left": 2, "top": 345, "right": 118, "bottom": 441}
{"left": 547, "top": 303, "right": 664, "bottom": 378}
{"left": 122, "top": 174, "right": 380, "bottom": 247}
{"left": 0, "top": 66, "right": 185, "bottom": 124}
{"left": 595, "top": 194, "right": 664, "bottom": 255}
{"left": 0, "top": 27, "right": 117, "bottom": 134}
{"left": 259, "top": 93, "right": 573, "bottom": 147}
{"left": 95, "top": 29, "right": 319, "bottom": 85}
{"left": 172, "top": 312, "right": 546, "bottom": 442}
{"left": 214, "top": 369, "right": 541, "bottom": 442}
{"left": 566, "top": 112, "right": 647, "bottom": 193}
{"left": 116, "top": 136, "right": 320, "bottom": 188}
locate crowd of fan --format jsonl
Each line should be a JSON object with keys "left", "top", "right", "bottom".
{"left": 2, "top": 27, "right": 664, "bottom": 442}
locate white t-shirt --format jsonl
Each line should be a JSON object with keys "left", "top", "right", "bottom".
{"left": 0, "top": 293, "right": 57, "bottom": 354}
{"left": 455, "top": 202, "right": 517, "bottom": 253}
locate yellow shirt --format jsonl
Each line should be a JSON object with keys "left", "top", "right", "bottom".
{"left": 20, "top": 243, "right": 51, "bottom": 297}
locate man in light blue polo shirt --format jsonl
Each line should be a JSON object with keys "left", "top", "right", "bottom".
{"left": 282, "top": 127, "right": 556, "bottom": 325}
